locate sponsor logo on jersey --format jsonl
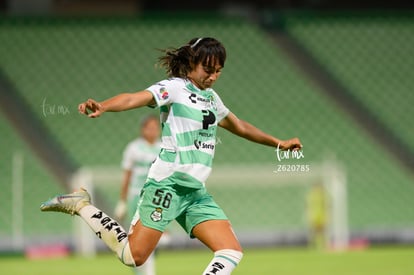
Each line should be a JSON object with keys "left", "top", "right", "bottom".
{"left": 189, "top": 93, "right": 197, "bottom": 103}
{"left": 198, "top": 132, "right": 214, "bottom": 138}
{"left": 188, "top": 93, "right": 217, "bottom": 110}
{"left": 160, "top": 87, "right": 169, "bottom": 100}
{"left": 194, "top": 140, "right": 215, "bottom": 150}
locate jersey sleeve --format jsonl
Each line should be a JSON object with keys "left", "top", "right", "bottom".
{"left": 212, "top": 91, "right": 230, "bottom": 122}
{"left": 145, "top": 79, "right": 176, "bottom": 108}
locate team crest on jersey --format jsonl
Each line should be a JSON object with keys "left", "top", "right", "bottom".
{"left": 207, "top": 94, "right": 217, "bottom": 110}
{"left": 150, "top": 207, "right": 163, "bottom": 222}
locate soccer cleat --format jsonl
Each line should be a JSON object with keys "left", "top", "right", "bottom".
{"left": 40, "top": 188, "right": 91, "bottom": 216}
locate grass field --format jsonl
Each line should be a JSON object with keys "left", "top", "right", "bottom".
{"left": 2, "top": 246, "right": 414, "bottom": 275}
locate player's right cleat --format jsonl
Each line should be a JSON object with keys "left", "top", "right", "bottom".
{"left": 40, "top": 188, "right": 91, "bottom": 216}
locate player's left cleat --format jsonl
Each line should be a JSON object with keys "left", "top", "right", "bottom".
{"left": 40, "top": 188, "right": 91, "bottom": 216}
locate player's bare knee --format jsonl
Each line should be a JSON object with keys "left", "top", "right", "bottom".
{"left": 132, "top": 251, "right": 150, "bottom": 267}
{"left": 127, "top": 242, "right": 150, "bottom": 266}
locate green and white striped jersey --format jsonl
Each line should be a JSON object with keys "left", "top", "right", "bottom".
{"left": 146, "top": 77, "right": 230, "bottom": 189}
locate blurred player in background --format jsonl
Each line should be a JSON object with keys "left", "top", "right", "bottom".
{"left": 114, "top": 114, "right": 161, "bottom": 275}
{"left": 41, "top": 37, "right": 302, "bottom": 274}
{"left": 306, "top": 183, "right": 329, "bottom": 250}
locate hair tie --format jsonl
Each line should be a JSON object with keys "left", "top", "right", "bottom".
{"left": 190, "top": 38, "right": 203, "bottom": 48}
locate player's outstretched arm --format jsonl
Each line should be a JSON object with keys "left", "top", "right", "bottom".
{"left": 219, "top": 112, "right": 302, "bottom": 151}
{"left": 78, "top": 90, "right": 155, "bottom": 118}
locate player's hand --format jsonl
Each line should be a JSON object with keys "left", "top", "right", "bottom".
{"left": 114, "top": 200, "right": 127, "bottom": 221}
{"left": 78, "top": 98, "right": 104, "bottom": 118}
{"left": 278, "top": 137, "right": 303, "bottom": 151}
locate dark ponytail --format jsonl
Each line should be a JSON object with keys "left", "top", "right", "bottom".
{"left": 158, "top": 37, "right": 226, "bottom": 78}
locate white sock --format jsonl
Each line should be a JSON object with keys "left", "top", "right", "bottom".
{"left": 203, "top": 249, "right": 243, "bottom": 275}
{"left": 135, "top": 251, "right": 156, "bottom": 275}
{"left": 78, "top": 205, "right": 135, "bottom": 266}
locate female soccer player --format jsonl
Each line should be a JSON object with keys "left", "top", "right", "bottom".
{"left": 41, "top": 37, "right": 302, "bottom": 274}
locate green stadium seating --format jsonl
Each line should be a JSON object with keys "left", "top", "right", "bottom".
{"left": 0, "top": 14, "right": 413, "bottom": 247}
